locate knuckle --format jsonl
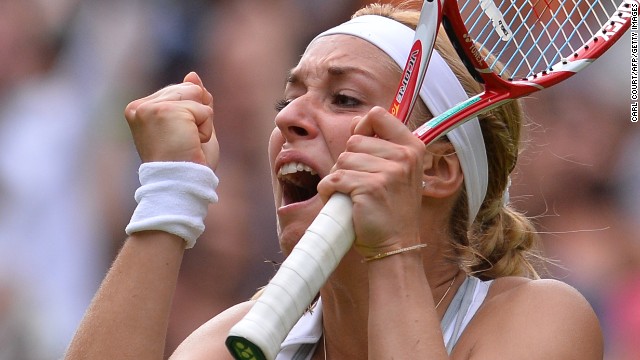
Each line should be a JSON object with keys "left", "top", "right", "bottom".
{"left": 345, "top": 135, "right": 363, "bottom": 150}
{"left": 335, "top": 152, "right": 351, "bottom": 169}
{"left": 410, "top": 137, "right": 426, "bottom": 153}
{"left": 136, "top": 102, "right": 169, "bottom": 119}
{"left": 126, "top": 102, "right": 170, "bottom": 128}
{"left": 397, "top": 146, "right": 416, "bottom": 163}
{"left": 182, "top": 83, "right": 204, "bottom": 98}
{"left": 132, "top": 102, "right": 154, "bottom": 119}
{"left": 205, "top": 104, "right": 214, "bottom": 117}
{"left": 124, "top": 100, "right": 140, "bottom": 121}
{"left": 329, "top": 169, "right": 346, "bottom": 183}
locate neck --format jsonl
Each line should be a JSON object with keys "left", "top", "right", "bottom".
{"left": 418, "top": 203, "right": 466, "bottom": 318}
{"left": 319, "top": 250, "right": 370, "bottom": 359}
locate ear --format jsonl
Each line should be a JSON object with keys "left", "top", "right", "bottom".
{"left": 421, "top": 141, "right": 464, "bottom": 198}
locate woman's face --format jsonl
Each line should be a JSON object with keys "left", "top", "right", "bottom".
{"left": 268, "top": 35, "right": 399, "bottom": 253}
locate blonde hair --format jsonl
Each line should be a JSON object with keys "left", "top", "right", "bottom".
{"left": 354, "top": 2, "right": 542, "bottom": 279}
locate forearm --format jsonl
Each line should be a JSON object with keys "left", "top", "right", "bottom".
{"left": 65, "top": 231, "right": 185, "bottom": 360}
{"left": 367, "top": 252, "right": 449, "bottom": 360}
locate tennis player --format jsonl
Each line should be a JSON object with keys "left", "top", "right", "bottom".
{"left": 65, "top": 3, "right": 602, "bottom": 359}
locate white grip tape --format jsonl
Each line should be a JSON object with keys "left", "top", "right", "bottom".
{"left": 227, "top": 193, "right": 354, "bottom": 360}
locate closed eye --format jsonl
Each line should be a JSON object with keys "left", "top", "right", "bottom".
{"left": 276, "top": 94, "right": 362, "bottom": 111}
{"left": 275, "top": 99, "right": 292, "bottom": 112}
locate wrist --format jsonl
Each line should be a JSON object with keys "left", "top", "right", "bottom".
{"left": 362, "top": 243, "right": 427, "bottom": 263}
{"left": 125, "top": 162, "right": 219, "bottom": 249}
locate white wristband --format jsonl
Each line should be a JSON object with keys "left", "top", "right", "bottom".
{"left": 125, "top": 162, "right": 219, "bottom": 249}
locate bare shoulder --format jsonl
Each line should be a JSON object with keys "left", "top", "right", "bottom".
{"left": 170, "top": 300, "right": 255, "bottom": 360}
{"left": 454, "top": 277, "right": 603, "bottom": 360}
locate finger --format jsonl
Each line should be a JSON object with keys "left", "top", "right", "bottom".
{"left": 317, "top": 169, "right": 385, "bottom": 204}
{"left": 184, "top": 71, "right": 214, "bottom": 107}
{"left": 317, "top": 169, "right": 358, "bottom": 204}
{"left": 353, "top": 106, "right": 415, "bottom": 144}
{"left": 129, "top": 83, "right": 204, "bottom": 115}
{"left": 125, "top": 90, "right": 165, "bottom": 120}
{"left": 176, "top": 100, "right": 214, "bottom": 142}
{"left": 126, "top": 79, "right": 211, "bottom": 120}
{"left": 345, "top": 134, "right": 417, "bottom": 162}
{"left": 184, "top": 71, "right": 201, "bottom": 85}
{"left": 201, "top": 138, "right": 220, "bottom": 170}
{"left": 334, "top": 150, "right": 390, "bottom": 174}
{"left": 195, "top": 109, "right": 214, "bottom": 143}
{"left": 131, "top": 99, "right": 212, "bottom": 136}
{"left": 160, "top": 82, "right": 206, "bottom": 103}
{"left": 125, "top": 98, "right": 144, "bottom": 121}
{"left": 333, "top": 151, "right": 418, "bottom": 189}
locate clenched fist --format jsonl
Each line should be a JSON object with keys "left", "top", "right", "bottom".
{"left": 125, "top": 72, "right": 219, "bottom": 169}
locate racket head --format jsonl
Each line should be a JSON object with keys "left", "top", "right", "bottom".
{"left": 444, "top": 0, "right": 632, "bottom": 91}
{"left": 414, "top": 0, "right": 633, "bottom": 144}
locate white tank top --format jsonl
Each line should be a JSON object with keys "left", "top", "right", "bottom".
{"left": 441, "top": 276, "right": 493, "bottom": 353}
{"left": 275, "top": 276, "right": 492, "bottom": 359}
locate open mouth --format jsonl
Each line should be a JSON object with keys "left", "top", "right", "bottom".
{"left": 278, "top": 161, "right": 321, "bottom": 206}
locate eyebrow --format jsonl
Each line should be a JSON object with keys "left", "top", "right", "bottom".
{"left": 285, "top": 65, "right": 377, "bottom": 87}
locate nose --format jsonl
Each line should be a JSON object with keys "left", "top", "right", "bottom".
{"left": 274, "top": 96, "right": 319, "bottom": 143}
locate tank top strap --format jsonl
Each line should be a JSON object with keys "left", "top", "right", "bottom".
{"left": 440, "top": 276, "right": 493, "bottom": 353}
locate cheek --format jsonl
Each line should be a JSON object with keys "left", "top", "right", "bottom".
{"left": 268, "top": 128, "right": 284, "bottom": 203}
{"left": 268, "top": 128, "right": 284, "bottom": 166}
{"left": 323, "top": 122, "right": 352, "bottom": 161}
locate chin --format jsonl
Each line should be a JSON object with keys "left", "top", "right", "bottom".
{"left": 277, "top": 218, "right": 314, "bottom": 256}
{"left": 275, "top": 193, "right": 324, "bottom": 253}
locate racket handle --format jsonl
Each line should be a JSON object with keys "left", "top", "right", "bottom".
{"left": 226, "top": 193, "right": 355, "bottom": 360}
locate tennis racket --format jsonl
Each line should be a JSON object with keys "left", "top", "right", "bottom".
{"left": 227, "top": 0, "right": 632, "bottom": 358}
{"left": 413, "top": 0, "right": 633, "bottom": 144}
{"left": 225, "top": 1, "right": 442, "bottom": 359}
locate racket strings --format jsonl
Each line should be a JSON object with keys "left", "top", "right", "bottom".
{"left": 527, "top": 0, "right": 597, "bottom": 73}
{"left": 460, "top": 0, "right": 620, "bottom": 79}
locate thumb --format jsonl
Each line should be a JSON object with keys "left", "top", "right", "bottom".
{"left": 184, "top": 71, "right": 214, "bottom": 108}
{"left": 184, "top": 71, "right": 203, "bottom": 86}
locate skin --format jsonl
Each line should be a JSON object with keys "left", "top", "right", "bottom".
{"left": 65, "top": 35, "right": 603, "bottom": 360}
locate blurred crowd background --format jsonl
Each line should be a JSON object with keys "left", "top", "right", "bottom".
{"left": 0, "top": 0, "right": 637, "bottom": 359}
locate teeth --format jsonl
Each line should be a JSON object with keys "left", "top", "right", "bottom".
{"left": 278, "top": 161, "right": 317, "bottom": 177}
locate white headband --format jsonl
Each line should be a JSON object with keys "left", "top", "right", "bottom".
{"left": 311, "top": 15, "right": 488, "bottom": 225}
